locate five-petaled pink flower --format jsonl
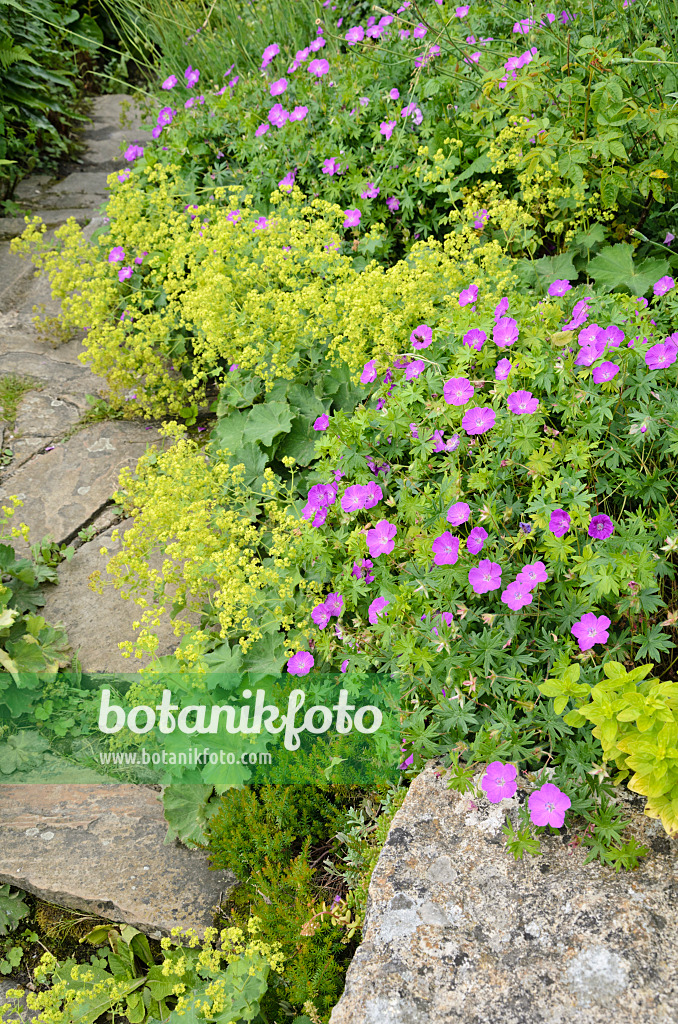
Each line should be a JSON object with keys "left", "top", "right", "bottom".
{"left": 462, "top": 406, "right": 495, "bottom": 435}
{"left": 548, "top": 279, "right": 572, "bottom": 297}
{"left": 466, "top": 527, "right": 487, "bottom": 555}
{"left": 411, "top": 324, "right": 432, "bottom": 349}
{"left": 653, "top": 275, "right": 675, "bottom": 297}
{"left": 481, "top": 761, "right": 517, "bottom": 802}
{"left": 495, "top": 358, "right": 512, "bottom": 381}
{"left": 345, "top": 25, "right": 364, "bottom": 44}
{"left": 108, "top": 246, "right": 125, "bottom": 263}
{"left": 494, "top": 316, "right": 519, "bottom": 348}
{"left": 368, "top": 596, "right": 390, "bottom": 624}
{"left": 459, "top": 284, "right": 478, "bottom": 307}
{"left": 507, "top": 390, "right": 539, "bottom": 415}
{"left": 501, "top": 581, "right": 533, "bottom": 610}
{"left": 343, "top": 208, "right": 361, "bottom": 228}
{"left": 361, "top": 359, "right": 377, "bottom": 383}
{"left": 463, "top": 328, "right": 486, "bottom": 351}
{"left": 447, "top": 501, "right": 471, "bottom": 526}
{"left": 432, "top": 532, "right": 460, "bottom": 565}
{"left": 380, "top": 120, "right": 397, "bottom": 140}
{"left": 288, "top": 650, "right": 314, "bottom": 675}
{"left": 270, "top": 78, "right": 287, "bottom": 95}
{"left": 588, "top": 514, "right": 614, "bottom": 540}
{"left": 366, "top": 520, "right": 397, "bottom": 557}
{"left": 516, "top": 561, "right": 548, "bottom": 589}
{"left": 308, "top": 58, "right": 330, "bottom": 76}
{"left": 468, "top": 559, "right": 502, "bottom": 594}
{"left": 571, "top": 612, "right": 611, "bottom": 651}
{"left": 406, "top": 359, "right": 425, "bottom": 379}
{"left": 444, "top": 377, "right": 474, "bottom": 406}
{"left": 549, "top": 509, "right": 570, "bottom": 537}
{"left": 592, "top": 361, "right": 620, "bottom": 384}
{"left": 528, "top": 782, "right": 571, "bottom": 827}
{"left": 313, "top": 413, "right": 329, "bottom": 431}
{"left": 645, "top": 340, "right": 678, "bottom": 370}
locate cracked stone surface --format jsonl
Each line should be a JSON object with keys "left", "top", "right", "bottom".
{"left": 42, "top": 520, "right": 199, "bottom": 674}
{"left": 0, "top": 421, "right": 167, "bottom": 551}
{"left": 329, "top": 764, "right": 678, "bottom": 1024}
{"left": 0, "top": 785, "right": 236, "bottom": 937}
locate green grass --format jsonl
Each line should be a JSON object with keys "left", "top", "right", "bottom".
{"left": 0, "top": 374, "right": 38, "bottom": 426}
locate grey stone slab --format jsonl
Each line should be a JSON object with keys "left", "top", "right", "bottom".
{"left": 13, "top": 390, "right": 83, "bottom": 437}
{"left": 41, "top": 519, "right": 197, "bottom": 673}
{"left": 0, "top": 785, "right": 236, "bottom": 938}
{"left": 0, "top": 421, "right": 167, "bottom": 549}
{"left": 330, "top": 764, "right": 678, "bottom": 1024}
{"left": 0, "top": 981, "right": 38, "bottom": 1021}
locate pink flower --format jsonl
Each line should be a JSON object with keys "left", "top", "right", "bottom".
{"left": 366, "top": 520, "right": 397, "bottom": 557}
{"left": 516, "top": 561, "right": 548, "bottom": 589}
{"left": 389, "top": 87, "right": 400, "bottom": 99}
{"left": 361, "top": 182, "right": 380, "bottom": 199}
{"left": 380, "top": 120, "right": 397, "bottom": 140}
{"left": 413, "top": 21, "right": 427, "bottom": 37}
{"left": 444, "top": 376, "right": 474, "bottom": 406}
{"left": 405, "top": 359, "right": 425, "bottom": 379}
{"left": 386, "top": 196, "right": 400, "bottom": 212}
{"left": 184, "top": 65, "right": 200, "bottom": 87}
{"left": 447, "top": 502, "right": 471, "bottom": 526}
{"left": 322, "top": 157, "right": 341, "bottom": 175}
{"left": 528, "top": 783, "right": 571, "bottom": 827}
{"left": 468, "top": 559, "right": 502, "bottom": 594}
{"left": 459, "top": 284, "right": 478, "bottom": 307}
{"left": 591, "top": 361, "right": 620, "bottom": 384}
{"left": 344, "top": 208, "right": 361, "bottom": 228}
{"left": 495, "top": 358, "right": 512, "bottom": 381}
{"left": 501, "top": 581, "right": 533, "bottom": 610}
{"left": 270, "top": 77, "right": 287, "bottom": 96}
{"left": 118, "top": 266, "right": 133, "bottom": 282}
{"left": 548, "top": 279, "right": 572, "bottom": 297}
{"left": 124, "top": 144, "right": 144, "bottom": 161}
{"left": 494, "top": 296, "right": 509, "bottom": 319}
{"left": 314, "top": 413, "right": 329, "bottom": 431}
{"left": 645, "top": 340, "right": 678, "bottom": 370}
{"left": 571, "top": 612, "right": 611, "bottom": 651}
{"left": 361, "top": 359, "right": 377, "bottom": 383}
{"left": 411, "top": 324, "right": 432, "bottom": 349}
{"left": 289, "top": 105, "right": 308, "bottom": 121}
{"left": 588, "top": 514, "right": 614, "bottom": 540}
{"left": 481, "top": 761, "right": 517, "bottom": 802}
{"left": 261, "top": 43, "right": 280, "bottom": 68}
{"left": 341, "top": 659, "right": 349, "bottom": 672}
{"left": 308, "top": 58, "right": 330, "bottom": 76}
{"left": 494, "top": 317, "right": 519, "bottom": 348}
{"left": 368, "top": 596, "right": 390, "bottom": 624}
{"left": 472, "top": 208, "right": 489, "bottom": 229}
{"left": 325, "top": 592, "right": 344, "bottom": 617}
{"left": 311, "top": 602, "right": 332, "bottom": 629}
{"left": 255, "top": 124, "right": 270, "bottom": 137}
{"left": 462, "top": 406, "right": 496, "bottom": 435}
{"left": 108, "top": 246, "right": 125, "bottom": 263}
{"left": 162, "top": 75, "right": 178, "bottom": 89}
{"left": 463, "top": 328, "right": 486, "bottom": 351}
{"left": 432, "top": 532, "right": 460, "bottom": 565}
{"left": 287, "top": 650, "right": 314, "bottom": 675}
{"left": 345, "top": 25, "right": 364, "bottom": 44}
{"left": 548, "top": 509, "right": 570, "bottom": 538}
{"left": 507, "top": 390, "right": 539, "bottom": 415}
{"left": 653, "top": 275, "right": 675, "bottom": 297}
{"left": 466, "top": 527, "right": 487, "bottom": 555}
{"left": 455, "top": 5, "right": 470, "bottom": 15}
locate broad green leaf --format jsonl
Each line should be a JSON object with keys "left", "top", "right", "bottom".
{"left": 162, "top": 784, "right": 219, "bottom": 845}
{"left": 242, "top": 402, "right": 293, "bottom": 446}
{"left": 277, "top": 416, "right": 319, "bottom": 467}
{"left": 587, "top": 244, "right": 669, "bottom": 295}
{"left": 534, "top": 252, "right": 578, "bottom": 281}
{"left": 211, "top": 412, "right": 245, "bottom": 454}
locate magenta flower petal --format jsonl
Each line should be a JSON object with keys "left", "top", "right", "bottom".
{"left": 480, "top": 761, "right": 517, "bottom": 802}
{"left": 571, "top": 612, "right": 611, "bottom": 651}
{"left": 368, "top": 595, "right": 390, "bottom": 624}
{"left": 410, "top": 324, "right": 432, "bottom": 349}
{"left": 444, "top": 376, "right": 474, "bottom": 406}
{"left": 528, "top": 782, "right": 571, "bottom": 827}
{"left": 548, "top": 509, "right": 570, "bottom": 538}
{"left": 466, "top": 526, "right": 487, "bottom": 555}
{"left": 588, "top": 514, "right": 614, "bottom": 540}
{"left": 288, "top": 651, "right": 314, "bottom": 675}
{"left": 468, "top": 559, "right": 502, "bottom": 594}
{"left": 462, "top": 406, "right": 495, "bottom": 435}
{"left": 446, "top": 501, "right": 471, "bottom": 526}
{"left": 432, "top": 532, "right": 460, "bottom": 565}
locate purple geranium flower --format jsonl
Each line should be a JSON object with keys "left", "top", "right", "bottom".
{"left": 287, "top": 650, "right": 314, "bottom": 675}
{"left": 501, "top": 581, "right": 533, "bottom": 610}
{"left": 528, "top": 783, "right": 571, "bottom": 827}
{"left": 468, "top": 559, "right": 502, "bottom": 594}
{"left": 463, "top": 328, "right": 486, "bottom": 351}
{"left": 472, "top": 208, "right": 489, "bottom": 229}
{"left": 480, "top": 761, "right": 517, "bottom": 802}
{"left": 344, "top": 208, "right": 361, "bottom": 228}
{"left": 405, "top": 359, "right": 425, "bottom": 380}
{"left": 548, "top": 509, "right": 571, "bottom": 538}
{"left": 289, "top": 105, "right": 308, "bottom": 121}
{"left": 516, "top": 561, "right": 548, "bottom": 589}
{"left": 184, "top": 66, "right": 200, "bottom": 87}
{"left": 459, "top": 284, "right": 478, "bottom": 307}
{"left": 411, "top": 324, "right": 432, "bottom": 349}
{"left": 361, "top": 359, "right": 377, "bottom": 383}
{"left": 261, "top": 43, "right": 280, "bottom": 68}
{"left": 345, "top": 25, "right": 364, "bottom": 44}
{"left": 363, "top": 482, "right": 383, "bottom": 509}
{"left": 308, "top": 58, "right": 330, "bottom": 76}
{"left": 322, "top": 157, "right": 341, "bottom": 175}
{"left": 548, "top": 279, "right": 572, "bottom": 297}
{"left": 314, "top": 413, "right": 329, "bottom": 431}
{"left": 366, "top": 520, "right": 397, "bottom": 556}
{"left": 645, "top": 340, "right": 678, "bottom": 370}
{"left": 162, "top": 75, "right": 178, "bottom": 89}
{"left": 361, "top": 182, "right": 380, "bottom": 199}
{"left": 108, "top": 246, "right": 125, "bottom": 263}
{"left": 118, "top": 266, "right": 133, "bottom": 282}
{"left": 270, "top": 78, "right": 287, "bottom": 96}
{"left": 654, "top": 275, "right": 675, "bottom": 297}
{"left": 507, "top": 390, "right": 539, "bottom": 415}
{"left": 588, "top": 514, "right": 614, "bottom": 540}
{"left": 462, "top": 407, "right": 495, "bottom": 435}
{"left": 571, "top": 612, "right": 611, "bottom": 651}
{"left": 368, "top": 596, "right": 390, "bottom": 624}
{"left": 495, "top": 358, "right": 512, "bottom": 381}
{"left": 255, "top": 124, "right": 270, "bottom": 136}
{"left": 311, "top": 602, "right": 332, "bottom": 629}
{"left": 380, "top": 120, "right": 397, "bottom": 140}
{"left": 386, "top": 196, "right": 400, "bottom": 212}
{"left": 341, "top": 484, "right": 368, "bottom": 513}
{"left": 325, "top": 592, "right": 344, "bottom": 616}
{"left": 592, "top": 361, "right": 620, "bottom": 384}
{"left": 466, "top": 527, "right": 487, "bottom": 555}
{"left": 447, "top": 501, "right": 471, "bottom": 525}
{"left": 124, "top": 144, "right": 144, "bottom": 161}
{"left": 432, "top": 532, "right": 460, "bottom": 565}
{"left": 494, "top": 296, "right": 509, "bottom": 319}
{"left": 444, "top": 376, "right": 474, "bottom": 406}
{"left": 494, "top": 317, "right": 519, "bottom": 348}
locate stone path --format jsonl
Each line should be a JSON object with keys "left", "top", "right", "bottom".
{"left": 0, "top": 96, "right": 232, "bottom": 939}
{"left": 0, "top": 94, "right": 188, "bottom": 673}
{"left": 330, "top": 763, "right": 678, "bottom": 1024}
{"left": 0, "top": 786, "right": 236, "bottom": 937}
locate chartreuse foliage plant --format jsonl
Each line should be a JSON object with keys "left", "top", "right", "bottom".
{"left": 541, "top": 660, "right": 678, "bottom": 835}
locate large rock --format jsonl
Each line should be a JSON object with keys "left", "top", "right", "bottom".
{"left": 330, "top": 763, "right": 678, "bottom": 1024}
{"left": 41, "top": 519, "right": 197, "bottom": 673}
{"left": 0, "top": 421, "right": 167, "bottom": 550}
{"left": 0, "top": 785, "right": 236, "bottom": 938}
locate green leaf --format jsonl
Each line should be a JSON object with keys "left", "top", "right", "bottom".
{"left": 587, "top": 244, "right": 669, "bottom": 295}
{"left": 0, "top": 731, "right": 49, "bottom": 775}
{"left": 212, "top": 412, "right": 245, "bottom": 455}
{"left": 0, "top": 885, "right": 29, "bottom": 936}
{"left": 242, "top": 402, "right": 293, "bottom": 446}
{"left": 534, "top": 252, "right": 578, "bottom": 282}
{"left": 162, "top": 784, "right": 220, "bottom": 845}
{"left": 241, "top": 632, "right": 286, "bottom": 678}
{"left": 277, "top": 416, "right": 319, "bottom": 467}
{"left": 229, "top": 442, "right": 267, "bottom": 485}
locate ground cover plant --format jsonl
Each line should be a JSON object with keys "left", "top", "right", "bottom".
{"left": 4, "top": 0, "right": 678, "bottom": 1021}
